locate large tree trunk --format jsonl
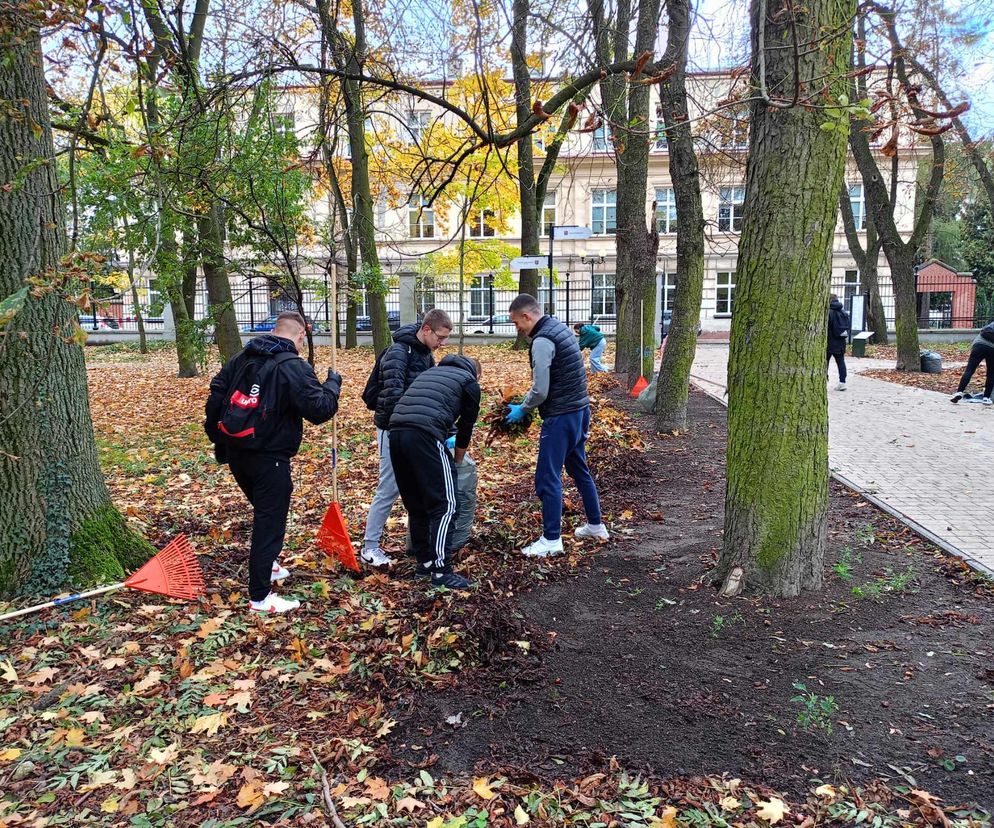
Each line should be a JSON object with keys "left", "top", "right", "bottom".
{"left": 0, "top": 12, "right": 153, "bottom": 595}
{"left": 890, "top": 246, "right": 920, "bottom": 369}
{"left": 717, "top": 0, "right": 854, "bottom": 597}
{"left": 197, "top": 203, "right": 242, "bottom": 361}
{"left": 654, "top": 0, "right": 706, "bottom": 430}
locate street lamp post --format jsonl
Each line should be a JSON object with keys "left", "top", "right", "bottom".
{"left": 581, "top": 255, "right": 605, "bottom": 322}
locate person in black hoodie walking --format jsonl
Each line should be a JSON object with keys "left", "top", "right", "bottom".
{"left": 827, "top": 294, "right": 850, "bottom": 391}
{"left": 361, "top": 310, "right": 452, "bottom": 568}
{"left": 389, "top": 355, "right": 481, "bottom": 589}
{"left": 205, "top": 312, "right": 342, "bottom": 614}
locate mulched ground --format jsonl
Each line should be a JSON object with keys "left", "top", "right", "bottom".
{"left": 862, "top": 364, "right": 988, "bottom": 396}
{"left": 388, "top": 387, "right": 994, "bottom": 809}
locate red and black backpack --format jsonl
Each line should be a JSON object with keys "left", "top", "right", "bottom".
{"left": 216, "top": 351, "right": 298, "bottom": 449}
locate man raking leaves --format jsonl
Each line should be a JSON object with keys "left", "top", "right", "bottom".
{"left": 205, "top": 312, "right": 343, "bottom": 614}
{"left": 506, "top": 294, "right": 608, "bottom": 557}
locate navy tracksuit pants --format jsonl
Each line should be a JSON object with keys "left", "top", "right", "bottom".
{"left": 535, "top": 407, "right": 602, "bottom": 541}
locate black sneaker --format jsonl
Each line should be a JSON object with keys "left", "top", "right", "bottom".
{"left": 950, "top": 391, "right": 964, "bottom": 403}
{"left": 430, "top": 572, "right": 473, "bottom": 590}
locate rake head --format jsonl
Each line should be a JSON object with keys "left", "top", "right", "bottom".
{"left": 124, "top": 535, "right": 205, "bottom": 600}
{"left": 317, "top": 501, "right": 360, "bottom": 572}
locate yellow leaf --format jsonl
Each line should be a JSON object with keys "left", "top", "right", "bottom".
{"left": 190, "top": 711, "right": 229, "bottom": 736}
{"left": 100, "top": 657, "right": 126, "bottom": 670}
{"left": 237, "top": 780, "right": 265, "bottom": 810}
{"left": 649, "top": 806, "right": 678, "bottom": 828}
{"left": 65, "top": 728, "right": 85, "bottom": 747}
{"left": 134, "top": 669, "right": 162, "bottom": 693}
{"left": 147, "top": 742, "right": 180, "bottom": 765}
{"left": 81, "top": 769, "right": 118, "bottom": 791}
{"left": 814, "top": 784, "right": 837, "bottom": 798}
{"left": 719, "top": 796, "right": 740, "bottom": 811}
{"left": 427, "top": 818, "right": 446, "bottom": 828}
{"left": 755, "top": 797, "right": 789, "bottom": 824}
{"left": 0, "top": 659, "right": 18, "bottom": 682}
{"left": 515, "top": 804, "right": 531, "bottom": 824}
{"left": 375, "top": 718, "right": 396, "bottom": 738}
{"left": 263, "top": 780, "right": 291, "bottom": 797}
{"left": 396, "top": 796, "right": 425, "bottom": 813}
{"left": 473, "top": 776, "right": 496, "bottom": 800}
{"left": 0, "top": 748, "right": 22, "bottom": 762}
{"left": 114, "top": 768, "right": 137, "bottom": 790}
{"left": 365, "top": 775, "right": 391, "bottom": 801}
{"left": 225, "top": 691, "right": 253, "bottom": 712}
{"left": 27, "top": 666, "right": 58, "bottom": 684}
{"left": 100, "top": 796, "right": 120, "bottom": 813}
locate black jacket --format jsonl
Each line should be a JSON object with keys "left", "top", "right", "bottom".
{"left": 205, "top": 335, "right": 340, "bottom": 460}
{"left": 373, "top": 324, "right": 435, "bottom": 429}
{"left": 389, "top": 355, "right": 481, "bottom": 448}
{"left": 827, "top": 299, "right": 850, "bottom": 355}
{"left": 530, "top": 315, "right": 590, "bottom": 418}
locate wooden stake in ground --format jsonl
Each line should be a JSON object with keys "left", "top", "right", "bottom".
{"left": 316, "top": 262, "right": 360, "bottom": 571}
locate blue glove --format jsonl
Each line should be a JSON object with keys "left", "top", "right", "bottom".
{"left": 506, "top": 404, "right": 527, "bottom": 424}
{"left": 445, "top": 436, "right": 456, "bottom": 450}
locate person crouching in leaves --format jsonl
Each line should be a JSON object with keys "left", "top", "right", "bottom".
{"left": 205, "top": 312, "right": 342, "bottom": 614}
{"left": 388, "top": 356, "right": 482, "bottom": 589}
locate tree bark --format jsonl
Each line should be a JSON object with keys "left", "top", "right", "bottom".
{"left": 197, "top": 203, "right": 241, "bottom": 361}
{"left": 718, "top": 0, "right": 854, "bottom": 597}
{"left": 0, "top": 11, "right": 152, "bottom": 595}
{"left": 654, "top": 0, "right": 706, "bottom": 431}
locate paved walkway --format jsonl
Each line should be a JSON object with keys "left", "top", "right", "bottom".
{"left": 688, "top": 344, "right": 994, "bottom": 576}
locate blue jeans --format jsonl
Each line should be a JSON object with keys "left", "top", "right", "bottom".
{"left": 535, "top": 407, "right": 602, "bottom": 540}
{"left": 589, "top": 339, "right": 607, "bottom": 372}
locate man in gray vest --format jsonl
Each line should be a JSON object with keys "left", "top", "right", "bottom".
{"left": 506, "top": 294, "right": 608, "bottom": 557}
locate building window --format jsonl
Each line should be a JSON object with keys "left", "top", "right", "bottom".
{"left": 470, "top": 274, "right": 494, "bottom": 317}
{"left": 718, "top": 186, "right": 745, "bottom": 232}
{"left": 653, "top": 105, "right": 668, "bottom": 151}
{"left": 848, "top": 183, "right": 866, "bottom": 230}
{"left": 409, "top": 195, "right": 435, "bottom": 239}
{"left": 655, "top": 187, "right": 677, "bottom": 234}
{"left": 591, "top": 189, "right": 617, "bottom": 235}
{"left": 375, "top": 198, "right": 387, "bottom": 230}
{"left": 592, "top": 273, "right": 616, "bottom": 317}
{"left": 593, "top": 122, "right": 610, "bottom": 152}
{"left": 406, "top": 110, "right": 431, "bottom": 144}
{"left": 718, "top": 110, "right": 749, "bottom": 149}
{"left": 274, "top": 111, "right": 295, "bottom": 140}
{"left": 468, "top": 209, "right": 496, "bottom": 238}
{"left": 716, "top": 271, "right": 736, "bottom": 316}
{"left": 844, "top": 269, "right": 860, "bottom": 298}
{"left": 541, "top": 191, "right": 556, "bottom": 236}
{"left": 661, "top": 272, "right": 677, "bottom": 311}
{"left": 415, "top": 276, "right": 436, "bottom": 314}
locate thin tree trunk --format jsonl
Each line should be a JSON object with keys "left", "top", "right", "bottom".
{"left": 839, "top": 185, "right": 888, "bottom": 343}
{"left": 654, "top": 0, "right": 706, "bottom": 430}
{"left": 120, "top": 214, "right": 147, "bottom": 354}
{"left": 0, "top": 11, "right": 152, "bottom": 595}
{"left": 718, "top": 0, "right": 854, "bottom": 597}
{"left": 197, "top": 203, "right": 241, "bottom": 361}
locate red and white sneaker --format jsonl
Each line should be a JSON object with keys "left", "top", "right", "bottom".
{"left": 271, "top": 562, "right": 290, "bottom": 582}
{"left": 249, "top": 593, "right": 300, "bottom": 614}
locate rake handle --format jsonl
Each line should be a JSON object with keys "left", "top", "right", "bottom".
{"left": 329, "top": 259, "right": 339, "bottom": 502}
{"left": 0, "top": 583, "right": 123, "bottom": 623}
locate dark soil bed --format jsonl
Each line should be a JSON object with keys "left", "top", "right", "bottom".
{"left": 862, "top": 365, "right": 988, "bottom": 396}
{"left": 388, "top": 388, "right": 994, "bottom": 808}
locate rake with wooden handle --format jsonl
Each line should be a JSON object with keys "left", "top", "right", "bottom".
{"left": 0, "top": 535, "right": 204, "bottom": 623}
{"left": 316, "top": 262, "right": 360, "bottom": 572}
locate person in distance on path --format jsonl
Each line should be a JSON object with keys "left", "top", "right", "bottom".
{"left": 950, "top": 320, "right": 994, "bottom": 405}
{"left": 506, "top": 294, "right": 608, "bottom": 558}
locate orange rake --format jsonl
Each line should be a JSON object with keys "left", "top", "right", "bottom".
{"left": 316, "top": 260, "right": 360, "bottom": 573}
{"left": 0, "top": 534, "right": 204, "bottom": 623}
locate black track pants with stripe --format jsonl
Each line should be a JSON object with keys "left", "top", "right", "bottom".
{"left": 389, "top": 427, "right": 459, "bottom": 573}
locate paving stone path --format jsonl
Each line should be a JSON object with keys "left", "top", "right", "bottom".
{"left": 688, "top": 344, "right": 994, "bottom": 576}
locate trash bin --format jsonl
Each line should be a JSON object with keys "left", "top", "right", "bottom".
{"left": 920, "top": 350, "right": 942, "bottom": 374}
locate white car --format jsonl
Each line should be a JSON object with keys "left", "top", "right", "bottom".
{"left": 471, "top": 313, "right": 513, "bottom": 333}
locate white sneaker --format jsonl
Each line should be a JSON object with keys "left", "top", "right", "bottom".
{"left": 950, "top": 391, "right": 964, "bottom": 403}
{"left": 249, "top": 593, "right": 300, "bottom": 614}
{"left": 521, "top": 536, "right": 565, "bottom": 558}
{"left": 837, "top": 383, "right": 847, "bottom": 391}
{"left": 360, "top": 547, "right": 394, "bottom": 567}
{"left": 983, "top": 397, "right": 993, "bottom": 407}
{"left": 574, "top": 523, "right": 610, "bottom": 540}
{"left": 271, "top": 562, "right": 290, "bottom": 582}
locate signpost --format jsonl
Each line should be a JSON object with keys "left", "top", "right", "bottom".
{"left": 510, "top": 256, "right": 547, "bottom": 271}
{"left": 546, "top": 226, "right": 592, "bottom": 315}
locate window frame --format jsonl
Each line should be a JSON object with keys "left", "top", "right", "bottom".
{"left": 591, "top": 188, "right": 617, "bottom": 236}
{"left": 715, "top": 270, "right": 736, "bottom": 317}
{"left": 718, "top": 186, "right": 745, "bottom": 232}
{"left": 408, "top": 195, "right": 435, "bottom": 239}
{"left": 591, "top": 272, "right": 617, "bottom": 317}
{"left": 655, "top": 187, "right": 677, "bottom": 234}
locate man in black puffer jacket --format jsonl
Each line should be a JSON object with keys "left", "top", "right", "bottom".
{"left": 389, "top": 355, "right": 481, "bottom": 589}
{"left": 506, "top": 294, "right": 607, "bottom": 559}
{"left": 361, "top": 310, "right": 452, "bottom": 568}
{"left": 205, "top": 312, "right": 342, "bottom": 614}
{"left": 827, "top": 294, "right": 850, "bottom": 391}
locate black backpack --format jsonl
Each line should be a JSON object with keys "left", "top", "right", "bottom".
{"left": 361, "top": 344, "right": 411, "bottom": 411}
{"left": 216, "top": 351, "right": 298, "bottom": 449}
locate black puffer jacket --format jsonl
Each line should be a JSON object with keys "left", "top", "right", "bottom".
{"left": 205, "top": 335, "right": 341, "bottom": 460}
{"left": 389, "top": 355, "right": 481, "bottom": 448}
{"left": 373, "top": 324, "right": 434, "bottom": 429}
{"left": 827, "top": 298, "right": 849, "bottom": 356}
{"left": 530, "top": 315, "right": 589, "bottom": 418}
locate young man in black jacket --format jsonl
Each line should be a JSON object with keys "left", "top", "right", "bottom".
{"left": 389, "top": 355, "right": 481, "bottom": 589}
{"left": 205, "top": 312, "right": 342, "bottom": 614}
{"left": 361, "top": 309, "right": 452, "bottom": 568}
{"left": 827, "top": 294, "right": 850, "bottom": 391}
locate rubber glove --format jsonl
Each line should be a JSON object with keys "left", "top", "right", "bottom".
{"left": 506, "top": 404, "right": 527, "bottom": 424}
{"left": 445, "top": 436, "right": 456, "bottom": 450}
